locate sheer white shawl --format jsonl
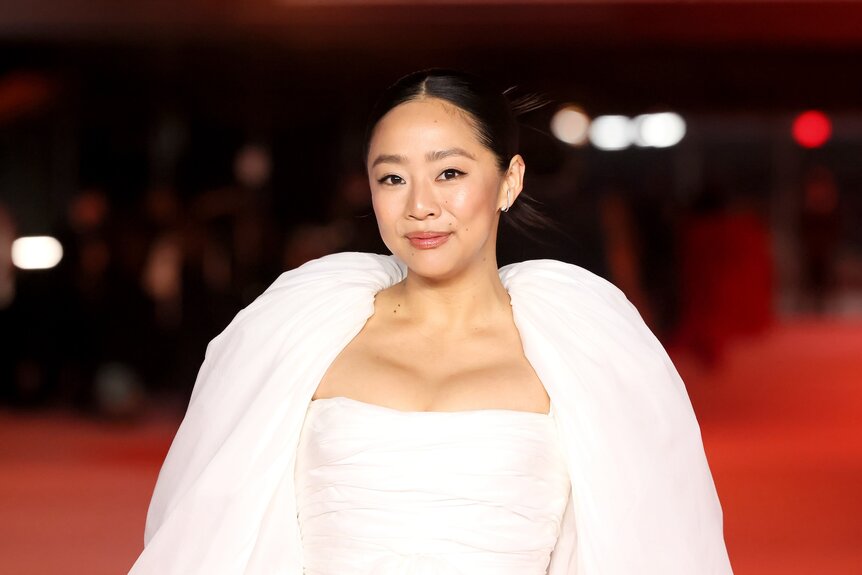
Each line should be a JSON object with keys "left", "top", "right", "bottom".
{"left": 130, "top": 252, "right": 732, "bottom": 574}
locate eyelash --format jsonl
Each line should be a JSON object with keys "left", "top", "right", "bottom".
{"left": 377, "top": 174, "right": 404, "bottom": 185}
{"left": 376, "top": 168, "right": 466, "bottom": 186}
{"left": 438, "top": 168, "right": 466, "bottom": 181}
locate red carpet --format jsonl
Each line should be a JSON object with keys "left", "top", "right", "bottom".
{"left": 1, "top": 319, "right": 860, "bottom": 574}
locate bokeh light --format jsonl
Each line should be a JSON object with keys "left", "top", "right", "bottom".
{"left": 634, "top": 112, "right": 687, "bottom": 148}
{"left": 550, "top": 104, "right": 591, "bottom": 146}
{"left": 234, "top": 144, "right": 272, "bottom": 189}
{"left": 11, "top": 236, "right": 64, "bottom": 270}
{"left": 792, "top": 110, "right": 832, "bottom": 148}
{"left": 589, "top": 115, "right": 635, "bottom": 150}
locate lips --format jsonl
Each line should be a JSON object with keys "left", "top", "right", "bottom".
{"left": 405, "top": 231, "right": 451, "bottom": 249}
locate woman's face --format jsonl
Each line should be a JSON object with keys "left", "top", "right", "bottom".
{"left": 366, "top": 98, "right": 517, "bottom": 281}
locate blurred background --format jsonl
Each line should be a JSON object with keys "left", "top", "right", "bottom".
{"left": 1, "top": 1, "right": 861, "bottom": 573}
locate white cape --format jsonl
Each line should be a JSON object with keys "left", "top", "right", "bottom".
{"left": 130, "top": 252, "right": 733, "bottom": 574}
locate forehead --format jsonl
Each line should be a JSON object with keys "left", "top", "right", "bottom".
{"left": 368, "top": 98, "right": 484, "bottom": 156}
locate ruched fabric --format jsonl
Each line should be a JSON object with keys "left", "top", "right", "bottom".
{"left": 294, "top": 396, "right": 572, "bottom": 575}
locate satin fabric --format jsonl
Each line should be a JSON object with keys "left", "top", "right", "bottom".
{"left": 295, "top": 396, "right": 571, "bottom": 574}
{"left": 130, "top": 252, "right": 733, "bottom": 574}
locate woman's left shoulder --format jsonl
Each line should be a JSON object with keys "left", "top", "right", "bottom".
{"left": 500, "top": 259, "right": 626, "bottom": 300}
{"left": 501, "top": 259, "right": 651, "bottom": 339}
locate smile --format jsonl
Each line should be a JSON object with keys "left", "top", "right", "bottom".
{"left": 405, "top": 232, "right": 451, "bottom": 250}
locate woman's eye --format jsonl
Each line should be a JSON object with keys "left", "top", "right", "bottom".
{"left": 378, "top": 174, "right": 405, "bottom": 185}
{"left": 438, "top": 168, "right": 465, "bottom": 181}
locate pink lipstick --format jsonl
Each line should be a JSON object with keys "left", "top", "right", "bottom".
{"left": 406, "top": 232, "right": 451, "bottom": 249}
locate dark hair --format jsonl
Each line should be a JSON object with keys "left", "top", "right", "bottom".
{"left": 364, "top": 68, "right": 551, "bottom": 238}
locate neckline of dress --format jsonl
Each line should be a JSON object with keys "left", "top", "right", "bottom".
{"left": 310, "top": 395, "right": 553, "bottom": 419}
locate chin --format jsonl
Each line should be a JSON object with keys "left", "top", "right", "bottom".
{"left": 392, "top": 247, "right": 467, "bottom": 282}
{"left": 406, "top": 252, "right": 500, "bottom": 284}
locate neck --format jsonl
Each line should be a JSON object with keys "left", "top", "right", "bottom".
{"left": 390, "top": 259, "right": 511, "bottom": 331}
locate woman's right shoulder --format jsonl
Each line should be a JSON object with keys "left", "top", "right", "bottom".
{"left": 193, "top": 253, "right": 402, "bottom": 400}
{"left": 266, "top": 252, "right": 404, "bottom": 293}
{"left": 210, "top": 252, "right": 403, "bottom": 347}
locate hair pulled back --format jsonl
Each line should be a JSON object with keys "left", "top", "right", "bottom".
{"left": 364, "top": 68, "right": 518, "bottom": 172}
{"left": 364, "top": 68, "right": 550, "bottom": 237}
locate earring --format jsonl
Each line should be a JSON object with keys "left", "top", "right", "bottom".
{"left": 502, "top": 188, "right": 511, "bottom": 212}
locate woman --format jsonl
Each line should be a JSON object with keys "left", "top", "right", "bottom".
{"left": 131, "top": 70, "right": 732, "bottom": 574}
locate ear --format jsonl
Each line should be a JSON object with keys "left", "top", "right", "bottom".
{"left": 498, "top": 154, "right": 526, "bottom": 212}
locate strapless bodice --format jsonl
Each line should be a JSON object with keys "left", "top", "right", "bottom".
{"left": 294, "top": 396, "right": 571, "bottom": 574}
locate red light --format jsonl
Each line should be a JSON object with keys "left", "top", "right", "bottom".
{"left": 792, "top": 110, "right": 832, "bottom": 148}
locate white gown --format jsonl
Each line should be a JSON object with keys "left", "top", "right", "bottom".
{"left": 130, "top": 253, "right": 733, "bottom": 574}
{"left": 295, "top": 396, "right": 571, "bottom": 575}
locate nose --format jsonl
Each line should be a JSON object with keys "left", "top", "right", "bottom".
{"left": 405, "top": 180, "right": 440, "bottom": 220}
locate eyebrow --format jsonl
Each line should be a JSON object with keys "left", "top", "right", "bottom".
{"left": 426, "top": 147, "right": 476, "bottom": 162}
{"left": 370, "top": 147, "right": 476, "bottom": 169}
{"left": 370, "top": 154, "right": 407, "bottom": 168}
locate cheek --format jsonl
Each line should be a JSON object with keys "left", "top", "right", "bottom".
{"left": 448, "top": 184, "right": 497, "bottom": 223}
{"left": 371, "top": 194, "right": 399, "bottom": 236}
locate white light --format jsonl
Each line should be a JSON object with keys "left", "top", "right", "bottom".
{"left": 11, "top": 236, "right": 64, "bottom": 270}
{"left": 634, "top": 112, "right": 687, "bottom": 148}
{"left": 550, "top": 105, "right": 591, "bottom": 146}
{"left": 589, "top": 115, "right": 635, "bottom": 151}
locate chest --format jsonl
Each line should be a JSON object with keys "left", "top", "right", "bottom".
{"left": 314, "top": 321, "right": 550, "bottom": 414}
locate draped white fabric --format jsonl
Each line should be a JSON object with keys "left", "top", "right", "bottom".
{"left": 130, "top": 252, "right": 733, "bottom": 574}
{"left": 295, "top": 396, "right": 571, "bottom": 574}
